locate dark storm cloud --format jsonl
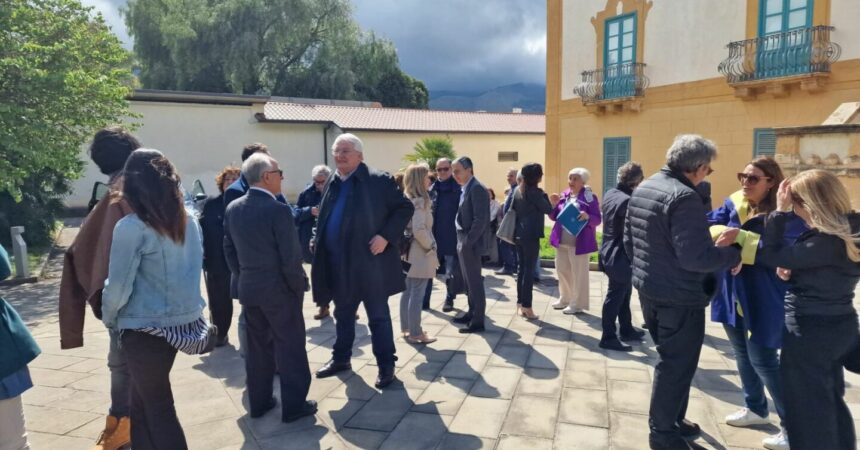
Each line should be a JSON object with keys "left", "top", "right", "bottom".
{"left": 352, "top": 0, "right": 546, "bottom": 91}
{"left": 81, "top": 0, "right": 547, "bottom": 92}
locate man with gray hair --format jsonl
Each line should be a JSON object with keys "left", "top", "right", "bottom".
{"left": 224, "top": 153, "right": 315, "bottom": 423}
{"left": 295, "top": 165, "right": 331, "bottom": 263}
{"left": 311, "top": 133, "right": 413, "bottom": 389}
{"left": 624, "top": 135, "right": 742, "bottom": 449}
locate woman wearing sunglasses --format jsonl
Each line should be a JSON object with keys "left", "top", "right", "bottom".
{"left": 758, "top": 170, "right": 860, "bottom": 450}
{"left": 706, "top": 156, "right": 806, "bottom": 450}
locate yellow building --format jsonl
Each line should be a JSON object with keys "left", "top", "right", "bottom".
{"left": 68, "top": 90, "right": 544, "bottom": 209}
{"left": 546, "top": 0, "right": 860, "bottom": 204}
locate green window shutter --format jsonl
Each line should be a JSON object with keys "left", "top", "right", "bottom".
{"left": 603, "top": 137, "right": 631, "bottom": 194}
{"left": 754, "top": 128, "right": 776, "bottom": 156}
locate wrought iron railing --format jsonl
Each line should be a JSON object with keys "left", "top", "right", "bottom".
{"left": 574, "top": 62, "right": 649, "bottom": 103}
{"left": 718, "top": 26, "right": 841, "bottom": 84}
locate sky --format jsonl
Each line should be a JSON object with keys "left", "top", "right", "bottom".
{"left": 80, "top": 0, "right": 547, "bottom": 93}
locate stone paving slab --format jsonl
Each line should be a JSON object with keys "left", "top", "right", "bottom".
{"left": 4, "top": 222, "right": 860, "bottom": 449}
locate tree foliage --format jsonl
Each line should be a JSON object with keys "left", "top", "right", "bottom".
{"left": 0, "top": 0, "right": 134, "bottom": 247}
{"left": 404, "top": 136, "right": 456, "bottom": 170}
{"left": 125, "top": 0, "right": 428, "bottom": 108}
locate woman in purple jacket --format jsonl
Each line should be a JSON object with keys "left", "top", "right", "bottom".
{"left": 549, "top": 168, "right": 602, "bottom": 315}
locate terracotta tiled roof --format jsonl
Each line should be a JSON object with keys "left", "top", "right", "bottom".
{"left": 260, "top": 102, "right": 545, "bottom": 134}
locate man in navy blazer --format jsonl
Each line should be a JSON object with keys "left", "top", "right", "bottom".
{"left": 223, "top": 153, "right": 315, "bottom": 423}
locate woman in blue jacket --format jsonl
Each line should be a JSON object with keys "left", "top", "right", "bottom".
{"left": 707, "top": 156, "right": 805, "bottom": 450}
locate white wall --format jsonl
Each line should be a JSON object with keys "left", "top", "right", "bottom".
{"left": 832, "top": 0, "right": 860, "bottom": 61}
{"left": 67, "top": 101, "right": 326, "bottom": 208}
{"left": 561, "top": 0, "right": 603, "bottom": 100}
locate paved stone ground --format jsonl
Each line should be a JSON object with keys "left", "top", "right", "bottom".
{"left": 4, "top": 223, "right": 860, "bottom": 450}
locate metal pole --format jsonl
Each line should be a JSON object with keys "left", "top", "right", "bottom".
{"left": 10, "top": 226, "right": 29, "bottom": 279}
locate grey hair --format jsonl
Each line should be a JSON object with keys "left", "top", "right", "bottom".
{"left": 332, "top": 133, "right": 363, "bottom": 153}
{"left": 435, "top": 158, "right": 451, "bottom": 168}
{"left": 452, "top": 156, "right": 473, "bottom": 171}
{"left": 568, "top": 167, "right": 590, "bottom": 183}
{"left": 665, "top": 134, "right": 718, "bottom": 173}
{"left": 311, "top": 164, "right": 331, "bottom": 178}
{"left": 242, "top": 153, "right": 275, "bottom": 185}
{"left": 617, "top": 161, "right": 644, "bottom": 185}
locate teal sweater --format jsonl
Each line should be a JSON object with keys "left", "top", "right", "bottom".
{"left": 0, "top": 245, "right": 41, "bottom": 379}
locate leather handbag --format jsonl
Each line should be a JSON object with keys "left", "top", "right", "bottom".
{"left": 496, "top": 207, "right": 517, "bottom": 244}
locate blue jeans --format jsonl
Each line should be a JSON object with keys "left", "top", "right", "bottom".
{"left": 108, "top": 329, "right": 130, "bottom": 417}
{"left": 332, "top": 294, "right": 397, "bottom": 368}
{"left": 723, "top": 314, "right": 785, "bottom": 426}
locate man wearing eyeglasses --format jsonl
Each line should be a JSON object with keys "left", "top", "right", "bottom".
{"left": 431, "top": 158, "right": 464, "bottom": 312}
{"left": 625, "top": 134, "right": 742, "bottom": 450}
{"left": 311, "top": 133, "right": 414, "bottom": 389}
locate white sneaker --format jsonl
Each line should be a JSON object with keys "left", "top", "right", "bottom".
{"left": 762, "top": 429, "right": 789, "bottom": 450}
{"left": 725, "top": 408, "right": 769, "bottom": 427}
{"left": 551, "top": 300, "right": 568, "bottom": 310}
{"left": 562, "top": 306, "right": 584, "bottom": 315}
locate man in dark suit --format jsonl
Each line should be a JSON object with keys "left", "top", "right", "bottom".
{"left": 451, "top": 156, "right": 491, "bottom": 333}
{"left": 311, "top": 133, "right": 414, "bottom": 389}
{"left": 598, "top": 161, "right": 646, "bottom": 352}
{"left": 223, "top": 153, "right": 316, "bottom": 423}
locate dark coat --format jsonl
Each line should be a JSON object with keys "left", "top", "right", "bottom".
{"left": 624, "top": 167, "right": 741, "bottom": 308}
{"left": 294, "top": 183, "right": 324, "bottom": 263}
{"left": 223, "top": 189, "right": 308, "bottom": 306}
{"left": 598, "top": 184, "right": 633, "bottom": 281}
{"left": 456, "top": 177, "right": 493, "bottom": 255}
{"left": 512, "top": 186, "right": 553, "bottom": 240}
{"left": 432, "top": 177, "right": 460, "bottom": 256}
{"left": 311, "top": 163, "right": 414, "bottom": 304}
{"left": 759, "top": 211, "right": 860, "bottom": 318}
{"left": 199, "top": 193, "right": 229, "bottom": 274}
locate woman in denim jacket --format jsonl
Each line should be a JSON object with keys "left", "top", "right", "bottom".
{"left": 102, "top": 149, "right": 205, "bottom": 450}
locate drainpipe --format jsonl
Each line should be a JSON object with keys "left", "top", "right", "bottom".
{"left": 323, "top": 123, "right": 332, "bottom": 166}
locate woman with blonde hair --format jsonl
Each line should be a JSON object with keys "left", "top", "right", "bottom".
{"left": 759, "top": 169, "right": 860, "bottom": 450}
{"left": 400, "top": 164, "right": 438, "bottom": 344}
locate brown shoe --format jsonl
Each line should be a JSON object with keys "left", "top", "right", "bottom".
{"left": 519, "top": 307, "right": 539, "bottom": 320}
{"left": 92, "top": 415, "right": 131, "bottom": 450}
{"left": 406, "top": 333, "right": 437, "bottom": 344}
{"left": 314, "top": 306, "right": 330, "bottom": 320}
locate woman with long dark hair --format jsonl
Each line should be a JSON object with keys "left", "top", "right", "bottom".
{"left": 759, "top": 170, "right": 860, "bottom": 450}
{"left": 102, "top": 149, "right": 208, "bottom": 450}
{"left": 512, "top": 163, "right": 555, "bottom": 319}
{"left": 707, "top": 156, "right": 805, "bottom": 450}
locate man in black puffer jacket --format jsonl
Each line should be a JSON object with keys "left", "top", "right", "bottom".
{"left": 624, "top": 135, "right": 742, "bottom": 450}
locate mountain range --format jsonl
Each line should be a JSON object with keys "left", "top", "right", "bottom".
{"left": 429, "top": 83, "right": 545, "bottom": 113}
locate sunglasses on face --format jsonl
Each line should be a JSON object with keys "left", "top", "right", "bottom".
{"left": 737, "top": 173, "right": 771, "bottom": 185}
{"left": 436, "top": 167, "right": 450, "bottom": 172}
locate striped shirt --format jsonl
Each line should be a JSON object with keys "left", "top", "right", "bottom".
{"left": 137, "top": 317, "right": 211, "bottom": 355}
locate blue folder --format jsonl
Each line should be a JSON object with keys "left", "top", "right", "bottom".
{"left": 557, "top": 201, "right": 588, "bottom": 237}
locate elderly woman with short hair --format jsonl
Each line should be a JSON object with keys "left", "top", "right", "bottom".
{"left": 549, "top": 168, "right": 602, "bottom": 315}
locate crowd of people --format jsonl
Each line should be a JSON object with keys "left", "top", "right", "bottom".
{"left": 0, "top": 127, "right": 857, "bottom": 450}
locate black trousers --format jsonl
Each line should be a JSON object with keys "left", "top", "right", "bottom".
{"left": 641, "top": 297, "right": 705, "bottom": 447}
{"left": 601, "top": 277, "right": 634, "bottom": 341}
{"left": 457, "top": 233, "right": 486, "bottom": 328}
{"left": 244, "top": 301, "right": 311, "bottom": 416}
{"left": 123, "top": 330, "right": 187, "bottom": 450}
{"left": 515, "top": 238, "right": 540, "bottom": 308}
{"left": 782, "top": 313, "right": 858, "bottom": 450}
{"left": 204, "top": 270, "right": 233, "bottom": 339}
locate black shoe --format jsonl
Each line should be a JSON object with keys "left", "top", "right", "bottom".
{"left": 619, "top": 328, "right": 647, "bottom": 342}
{"left": 375, "top": 367, "right": 397, "bottom": 389}
{"left": 214, "top": 335, "right": 229, "bottom": 347}
{"left": 442, "top": 302, "right": 454, "bottom": 312}
{"left": 458, "top": 325, "right": 485, "bottom": 334}
{"left": 642, "top": 322, "right": 649, "bottom": 329}
{"left": 649, "top": 436, "right": 693, "bottom": 450}
{"left": 599, "top": 338, "right": 632, "bottom": 352}
{"left": 250, "top": 397, "right": 277, "bottom": 418}
{"left": 452, "top": 314, "right": 472, "bottom": 324}
{"left": 315, "top": 360, "right": 352, "bottom": 378}
{"left": 282, "top": 400, "right": 318, "bottom": 423}
{"left": 678, "top": 419, "right": 701, "bottom": 438}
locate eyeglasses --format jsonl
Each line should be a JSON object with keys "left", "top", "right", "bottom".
{"left": 332, "top": 149, "right": 355, "bottom": 156}
{"left": 737, "top": 173, "right": 771, "bottom": 185}
{"left": 436, "top": 167, "right": 450, "bottom": 172}
{"left": 265, "top": 169, "right": 283, "bottom": 178}
{"left": 313, "top": 179, "right": 327, "bottom": 186}
{"left": 706, "top": 166, "right": 714, "bottom": 176}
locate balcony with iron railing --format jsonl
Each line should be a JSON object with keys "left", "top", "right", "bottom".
{"left": 574, "top": 62, "right": 649, "bottom": 113}
{"left": 718, "top": 26, "right": 841, "bottom": 99}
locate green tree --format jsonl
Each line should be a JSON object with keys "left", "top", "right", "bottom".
{"left": 125, "top": 0, "right": 428, "bottom": 108}
{"left": 0, "top": 0, "right": 134, "bottom": 247}
{"left": 404, "top": 136, "right": 456, "bottom": 170}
